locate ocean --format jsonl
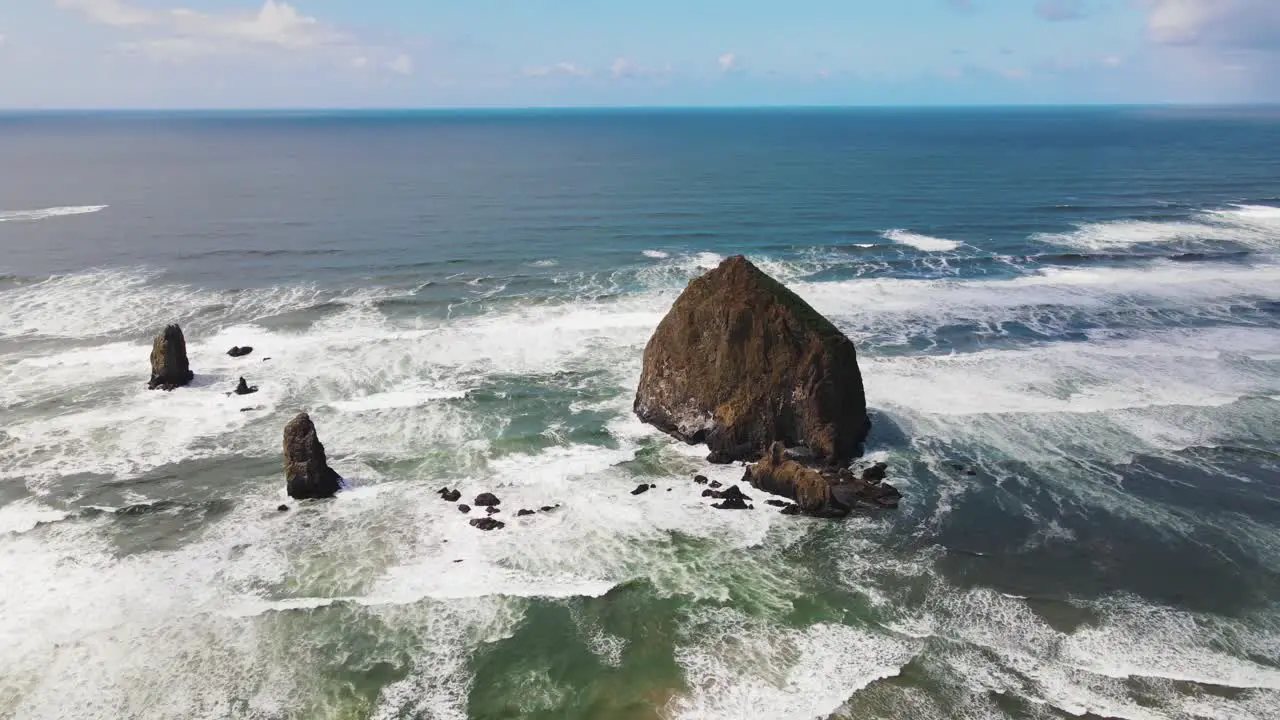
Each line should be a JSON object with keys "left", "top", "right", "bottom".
{"left": 1, "top": 107, "right": 1278, "bottom": 720}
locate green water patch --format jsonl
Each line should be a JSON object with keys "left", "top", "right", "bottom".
{"left": 466, "top": 590, "right": 688, "bottom": 720}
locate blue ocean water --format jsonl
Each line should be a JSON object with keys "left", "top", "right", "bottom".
{"left": 1, "top": 108, "right": 1279, "bottom": 719}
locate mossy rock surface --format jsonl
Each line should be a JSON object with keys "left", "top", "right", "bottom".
{"left": 633, "top": 255, "right": 868, "bottom": 464}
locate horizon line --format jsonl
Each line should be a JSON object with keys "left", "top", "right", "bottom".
{"left": 2, "top": 102, "right": 1280, "bottom": 114}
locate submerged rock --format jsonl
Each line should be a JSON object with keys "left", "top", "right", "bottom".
{"left": 283, "top": 412, "right": 343, "bottom": 499}
{"left": 539, "top": 505, "right": 559, "bottom": 513}
{"left": 470, "top": 517, "right": 505, "bottom": 531}
{"left": 227, "top": 346, "right": 254, "bottom": 358}
{"left": 634, "top": 255, "right": 869, "bottom": 464}
{"left": 232, "top": 377, "right": 259, "bottom": 396}
{"left": 764, "top": 499, "right": 789, "bottom": 508}
{"left": 486, "top": 506, "right": 501, "bottom": 515}
{"left": 147, "top": 324, "right": 194, "bottom": 390}
{"left": 630, "top": 483, "right": 651, "bottom": 496}
{"left": 517, "top": 509, "right": 535, "bottom": 517}
{"left": 746, "top": 442, "right": 900, "bottom": 517}
{"left": 474, "top": 493, "right": 500, "bottom": 507}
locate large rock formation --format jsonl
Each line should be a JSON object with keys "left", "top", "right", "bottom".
{"left": 634, "top": 256, "right": 868, "bottom": 464}
{"left": 746, "top": 442, "right": 900, "bottom": 517}
{"left": 283, "top": 413, "right": 343, "bottom": 499}
{"left": 147, "top": 324, "right": 194, "bottom": 390}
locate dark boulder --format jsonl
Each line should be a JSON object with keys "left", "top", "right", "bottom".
{"left": 470, "top": 517, "right": 505, "bottom": 531}
{"left": 746, "top": 442, "right": 900, "bottom": 517}
{"left": 709, "top": 480, "right": 723, "bottom": 489}
{"left": 438, "top": 487, "right": 462, "bottom": 502}
{"left": 706, "top": 451, "right": 735, "bottom": 465}
{"left": 764, "top": 499, "right": 789, "bottom": 508}
{"left": 630, "top": 483, "right": 651, "bottom": 496}
{"left": 277, "top": 504, "right": 290, "bottom": 512}
{"left": 540, "top": 505, "right": 559, "bottom": 512}
{"left": 458, "top": 504, "right": 471, "bottom": 514}
{"left": 634, "top": 255, "right": 869, "bottom": 464}
{"left": 283, "top": 412, "right": 343, "bottom": 499}
{"left": 701, "top": 489, "right": 716, "bottom": 498}
{"left": 693, "top": 475, "right": 709, "bottom": 485}
{"left": 861, "top": 462, "right": 888, "bottom": 484}
{"left": 711, "top": 485, "right": 752, "bottom": 510}
{"left": 227, "top": 346, "right": 254, "bottom": 358}
{"left": 486, "top": 506, "right": 501, "bottom": 515}
{"left": 517, "top": 509, "right": 535, "bottom": 517}
{"left": 147, "top": 324, "right": 194, "bottom": 390}
{"left": 232, "top": 377, "right": 259, "bottom": 396}
{"left": 474, "top": 493, "right": 500, "bottom": 507}
{"left": 780, "top": 503, "right": 802, "bottom": 515}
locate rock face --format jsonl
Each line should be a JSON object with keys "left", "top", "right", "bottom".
{"left": 746, "top": 442, "right": 900, "bottom": 517}
{"left": 634, "top": 256, "right": 869, "bottom": 464}
{"left": 283, "top": 413, "right": 343, "bottom": 499}
{"left": 148, "top": 324, "right": 194, "bottom": 390}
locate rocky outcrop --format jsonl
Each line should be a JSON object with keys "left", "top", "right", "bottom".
{"left": 232, "top": 377, "right": 258, "bottom": 396}
{"left": 474, "top": 493, "right": 500, "bottom": 507}
{"left": 438, "top": 487, "right": 462, "bottom": 502}
{"left": 148, "top": 324, "right": 194, "bottom": 390}
{"left": 228, "top": 346, "right": 253, "bottom": 358}
{"left": 634, "top": 256, "right": 869, "bottom": 464}
{"left": 283, "top": 413, "right": 343, "bottom": 499}
{"left": 710, "top": 485, "right": 752, "bottom": 510}
{"left": 746, "top": 442, "right": 900, "bottom": 517}
{"left": 470, "top": 517, "right": 504, "bottom": 531}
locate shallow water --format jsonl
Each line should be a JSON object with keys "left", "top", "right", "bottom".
{"left": 1, "top": 108, "right": 1279, "bottom": 719}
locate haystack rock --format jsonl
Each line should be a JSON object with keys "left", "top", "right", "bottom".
{"left": 283, "top": 412, "right": 343, "bottom": 499}
{"left": 746, "top": 442, "right": 900, "bottom": 518}
{"left": 634, "top": 255, "right": 869, "bottom": 464}
{"left": 147, "top": 324, "right": 194, "bottom": 390}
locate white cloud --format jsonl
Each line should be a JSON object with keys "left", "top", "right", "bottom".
{"left": 717, "top": 52, "right": 738, "bottom": 72}
{"left": 58, "top": 0, "right": 408, "bottom": 71}
{"left": 611, "top": 57, "right": 637, "bottom": 79}
{"left": 1143, "top": 0, "right": 1280, "bottom": 48}
{"left": 522, "top": 61, "right": 589, "bottom": 78}
{"left": 387, "top": 53, "right": 412, "bottom": 75}
{"left": 1103, "top": 54, "right": 1123, "bottom": 67}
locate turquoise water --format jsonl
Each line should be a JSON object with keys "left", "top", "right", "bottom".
{"left": 1, "top": 108, "right": 1279, "bottom": 719}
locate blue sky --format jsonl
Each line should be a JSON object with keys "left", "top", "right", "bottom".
{"left": 1, "top": 1, "right": 1278, "bottom": 107}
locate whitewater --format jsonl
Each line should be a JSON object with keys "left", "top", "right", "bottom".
{"left": 2, "top": 108, "right": 1279, "bottom": 720}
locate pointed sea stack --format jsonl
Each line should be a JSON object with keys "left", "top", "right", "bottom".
{"left": 634, "top": 255, "right": 869, "bottom": 464}
{"left": 147, "top": 324, "right": 194, "bottom": 390}
{"left": 283, "top": 413, "right": 343, "bottom": 499}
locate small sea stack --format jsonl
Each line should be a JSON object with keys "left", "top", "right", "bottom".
{"left": 283, "top": 412, "right": 343, "bottom": 499}
{"left": 147, "top": 324, "right": 194, "bottom": 390}
{"left": 232, "top": 377, "right": 258, "bottom": 396}
{"left": 746, "top": 442, "right": 900, "bottom": 518}
{"left": 633, "top": 255, "right": 869, "bottom": 464}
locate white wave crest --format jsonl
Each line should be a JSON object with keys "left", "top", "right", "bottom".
{"left": 1036, "top": 204, "right": 1280, "bottom": 251}
{"left": 883, "top": 229, "right": 963, "bottom": 252}
{"left": 0, "top": 205, "right": 108, "bottom": 223}
{"left": 642, "top": 249, "right": 670, "bottom": 259}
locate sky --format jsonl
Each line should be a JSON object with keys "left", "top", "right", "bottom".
{"left": 0, "top": 0, "right": 1278, "bottom": 108}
